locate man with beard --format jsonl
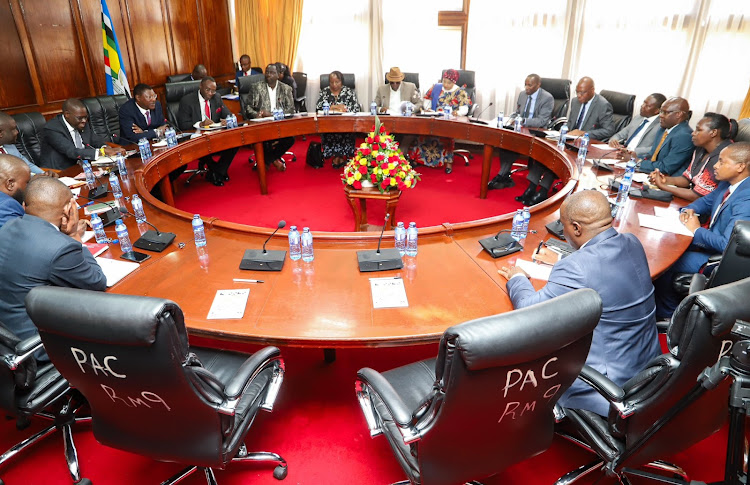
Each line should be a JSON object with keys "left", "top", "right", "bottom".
{"left": 0, "top": 155, "right": 31, "bottom": 229}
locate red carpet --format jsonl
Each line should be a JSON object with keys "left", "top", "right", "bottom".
{"left": 173, "top": 137, "right": 530, "bottom": 231}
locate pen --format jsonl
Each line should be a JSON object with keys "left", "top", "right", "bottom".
{"left": 82, "top": 200, "right": 95, "bottom": 207}
{"left": 536, "top": 240, "right": 544, "bottom": 254}
{"left": 233, "top": 278, "right": 264, "bottom": 283}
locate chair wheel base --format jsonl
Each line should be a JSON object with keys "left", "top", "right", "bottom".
{"left": 75, "top": 478, "right": 92, "bottom": 485}
{"left": 273, "top": 464, "right": 288, "bottom": 480}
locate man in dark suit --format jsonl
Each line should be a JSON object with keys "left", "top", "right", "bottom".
{"left": 499, "top": 190, "right": 660, "bottom": 416}
{"left": 0, "top": 155, "right": 30, "bottom": 229}
{"left": 40, "top": 98, "right": 124, "bottom": 170}
{"left": 654, "top": 142, "right": 750, "bottom": 318}
{"left": 609, "top": 93, "right": 666, "bottom": 159}
{"left": 243, "top": 64, "right": 295, "bottom": 171}
{"left": 567, "top": 76, "right": 616, "bottom": 141}
{"left": 487, "top": 74, "right": 556, "bottom": 205}
{"left": 191, "top": 64, "right": 208, "bottom": 81}
{"left": 636, "top": 97, "right": 694, "bottom": 175}
{"left": 176, "top": 76, "right": 238, "bottom": 186}
{"left": 0, "top": 176, "right": 106, "bottom": 342}
{"left": 118, "top": 83, "right": 168, "bottom": 143}
{"left": 236, "top": 54, "right": 262, "bottom": 79}
{"left": 0, "top": 112, "right": 49, "bottom": 175}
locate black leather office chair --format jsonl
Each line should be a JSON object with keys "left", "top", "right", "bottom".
{"left": 554, "top": 278, "right": 750, "bottom": 485}
{"left": 356, "top": 289, "right": 602, "bottom": 485}
{"left": 540, "top": 78, "right": 571, "bottom": 130}
{"left": 600, "top": 90, "right": 636, "bottom": 138}
{"left": 383, "top": 72, "right": 420, "bottom": 90}
{"left": 11, "top": 112, "right": 46, "bottom": 167}
{"left": 319, "top": 72, "right": 356, "bottom": 91}
{"left": 237, "top": 74, "right": 266, "bottom": 117}
{"left": 292, "top": 72, "right": 307, "bottom": 113}
{"left": 25, "top": 287, "right": 288, "bottom": 484}
{"left": 81, "top": 95, "right": 129, "bottom": 145}
{"left": 167, "top": 73, "right": 192, "bottom": 83}
{"left": 438, "top": 70, "right": 477, "bottom": 166}
{"left": 164, "top": 80, "right": 201, "bottom": 127}
{"left": 735, "top": 118, "right": 750, "bottom": 143}
{"left": 0, "top": 321, "right": 89, "bottom": 485}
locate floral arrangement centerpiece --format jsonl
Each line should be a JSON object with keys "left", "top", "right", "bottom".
{"left": 341, "top": 116, "right": 420, "bottom": 193}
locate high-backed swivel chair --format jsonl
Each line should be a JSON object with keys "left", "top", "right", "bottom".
{"left": 438, "top": 69, "right": 477, "bottom": 165}
{"left": 164, "top": 80, "right": 206, "bottom": 182}
{"left": 167, "top": 73, "right": 192, "bottom": 83}
{"left": 25, "top": 287, "right": 288, "bottom": 484}
{"left": 81, "top": 95, "right": 129, "bottom": 145}
{"left": 555, "top": 278, "right": 750, "bottom": 484}
{"left": 540, "top": 78, "right": 571, "bottom": 131}
{"left": 384, "top": 72, "right": 420, "bottom": 89}
{"left": 0, "top": 321, "right": 88, "bottom": 485}
{"left": 600, "top": 90, "right": 636, "bottom": 138}
{"left": 292, "top": 72, "right": 308, "bottom": 113}
{"left": 11, "top": 112, "right": 46, "bottom": 167}
{"left": 356, "top": 289, "right": 602, "bottom": 485}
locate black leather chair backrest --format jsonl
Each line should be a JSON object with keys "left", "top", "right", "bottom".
{"left": 25, "top": 286, "right": 230, "bottom": 467}
{"left": 600, "top": 90, "right": 636, "bottom": 135}
{"left": 11, "top": 112, "right": 46, "bottom": 166}
{"left": 416, "top": 289, "right": 601, "bottom": 485}
{"left": 383, "top": 72, "right": 420, "bottom": 90}
{"left": 707, "top": 220, "right": 750, "bottom": 288}
{"left": 292, "top": 72, "right": 307, "bottom": 98}
{"left": 540, "top": 78, "right": 571, "bottom": 120}
{"left": 81, "top": 95, "right": 128, "bottom": 144}
{"left": 440, "top": 69, "right": 475, "bottom": 103}
{"left": 611, "top": 278, "right": 750, "bottom": 469}
{"left": 167, "top": 73, "right": 191, "bottom": 83}
{"left": 735, "top": 118, "right": 750, "bottom": 143}
{"left": 164, "top": 80, "right": 201, "bottom": 127}
{"left": 319, "top": 73, "right": 356, "bottom": 91}
{"left": 237, "top": 74, "right": 266, "bottom": 116}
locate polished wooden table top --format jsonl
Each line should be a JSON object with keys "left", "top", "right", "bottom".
{"left": 88, "top": 116, "right": 691, "bottom": 348}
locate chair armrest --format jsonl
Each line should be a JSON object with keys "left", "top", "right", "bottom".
{"left": 689, "top": 273, "right": 708, "bottom": 294}
{"left": 656, "top": 320, "right": 669, "bottom": 333}
{"left": 357, "top": 368, "right": 412, "bottom": 428}
{"left": 706, "top": 254, "right": 722, "bottom": 266}
{"left": 225, "top": 346, "right": 281, "bottom": 399}
{"left": 578, "top": 365, "right": 624, "bottom": 403}
{"left": 4, "top": 335, "right": 43, "bottom": 370}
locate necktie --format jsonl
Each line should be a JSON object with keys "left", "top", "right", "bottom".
{"left": 204, "top": 100, "right": 211, "bottom": 120}
{"left": 522, "top": 96, "right": 531, "bottom": 119}
{"left": 575, "top": 104, "right": 586, "bottom": 130}
{"left": 651, "top": 130, "right": 669, "bottom": 160}
{"left": 0, "top": 146, "right": 5, "bottom": 154}
{"left": 145, "top": 110, "right": 151, "bottom": 125}
{"left": 625, "top": 118, "right": 649, "bottom": 146}
{"left": 74, "top": 130, "right": 84, "bottom": 149}
{"left": 710, "top": 189, "right": 731, "bottom": 228}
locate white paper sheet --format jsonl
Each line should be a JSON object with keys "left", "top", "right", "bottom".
{"left": 82, "top": 231, "right": 94, "bottom": 243}
{"left": 515, "top": 259, "right": 553, "bottom": 281}
{"left": 653, "top": 207, "right": 681, "bottom": 219}
{"left": 95, "top": 257, "right": 140, "bottom": 287}
{"left": 207, "top": 289, "right": 250, "bottom": 319}
{"left": 591, "top": 143, "right": 610, "bottom": 150}
{"left": 369, "top": 277, "right": 409, "bottom": 309}
{"left": 638, "top": 213, "right": 694, "bottom": 237}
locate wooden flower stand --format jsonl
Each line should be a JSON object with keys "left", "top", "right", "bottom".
{"left": 343, "top": 185, "right": 402, "bottom": 232}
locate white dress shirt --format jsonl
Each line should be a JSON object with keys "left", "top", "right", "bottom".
{"left": 626, "top": 115, "right": 659, "bottom": 152}
{"left": 62, "top": 116, "right": 98, "bottom": 159}
{"left": 388, "top": 86, "right": 402, "bottom": 113}
{"left": 267, "top": 83, "right": 278, "bottom": 111}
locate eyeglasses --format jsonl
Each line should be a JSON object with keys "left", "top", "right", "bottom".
{"left": 143, "top": 93, "right": 158, "bottom": 100}
{"left": 659, "top": 109, "right": 683, "bottom": 116}
{"left": 575, "top": 90, "right": 591, "bottom": 96}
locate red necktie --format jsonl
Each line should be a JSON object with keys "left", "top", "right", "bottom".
{"left": 204, "top": 100, "right": 211, "bottom": 120}
{"left": 721, "top": 189, "right": 730, "bottom": 205}
{"left": 0, "top": 147, "right": 5, "bottom": 154}
{"left": 145, "top": 111, "right": 151, "bottom": 125}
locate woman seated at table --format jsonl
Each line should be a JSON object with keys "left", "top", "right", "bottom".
{"left": 410, "top": 69, "right": 471, "bottom": 174}
{"left": 648, "top": 113, "right": 737, "bottom": 201}
{"left": 276, "top": 62, "right": 297, "bottom": 101}
{"left": 315, "top": 71, "right": 360, "bottom": 168}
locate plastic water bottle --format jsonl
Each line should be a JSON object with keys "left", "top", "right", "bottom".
{"left": 301, "top": 227, "right": 314, "bottom": 262}
{"left": 115, "top": 153, "right": 127, "bottom": 176}
{"left": 115, "top": 218, "right": 132, "bottom": 253}
{"left": 522, "top": 207, "right": 530, "bottom": 236}
{"left": 131, "top": 194, "right": 146, "bottom": 223}
{"left": 192, "top": 214, "right": 206, "bottom": 247}
{"left": 322, "top": 101, "right": 330, "bottom": 116}
{"left": 576, "top": 133, "right": 590, "bottom": 169}
{"left": 406, "top": 222, "right": 418, "bottom": 257}
{"left": 497, "top": 111, "right": 504, "bottom": 128}
{"left": 443, "top": 106, "right": 452, "bottom": 119}
{"left": 405, "top": 103, "right": 413, "bottom": 117}
{"left": 370, "top": 101, "right": 377, "bottom": 115}
{"left": 91, "top": 213, "right": 108, "bottom": 243}
{"left": 557, "top": 125, "right": 568, "bottom": 149}
{"left": 625, "top": 157, "right": 637, "bottom": 178}
{"left": 514, "top": 116, "right": 523, "bottom": 132}
{"left": 614, "top": 168, "right": 634, "bottom": 216}
{"left": 109, "top": 172, "right": 122, "bottom": 198}
{"left": 288, "top": 225, "right": 301, "bottom": 261}
{"left": 394, "top": 222, "right": 407, "bottom": 257}
{"left": 511, "top": 209, "right": 525, "bottom": 241}
{"left": 82, "top": 160, "right": 96, "bottom": 188}
{"left": 138, "top": 138, "right": 151, "bottom": 161}
{"left": 165, "top": 126, "right": 178, "bottom": 146}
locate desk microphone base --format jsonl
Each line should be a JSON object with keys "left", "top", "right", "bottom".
{"left": 357, "top": 248, "right": 403, "bottom": 272}
{"left": 479, "top": 233, "right": 523, "bottom": 259}
{"left": 134, "top": 230, "right": 176, "bottom": 253}
{"left": 99, "top": 208, "right": 119, "bottom": 227}
{"left": 88, "top": 184, "right": 108, "bottom": 199}
{"left": 240, "top": 249, "right": 286, "bottom": 271}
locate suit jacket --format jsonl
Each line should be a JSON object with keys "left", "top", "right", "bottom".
{"left": 686, "top": 177, "right": 750, "bottom": 257}
{"left": 374, "top": 82, "right": 422, "bottom": 113}
{"left": 568, "top": 93, "right": 616, "bottom": 141}
{"left": 243, "top": 81, "right": 294, "bottom": 119}
{"left": 40, "top": 115, "right": 109, "bottom": 170}
{"left": 506, "top": 228, "right": 660, "bottom": 416}
{"left": 610, "top": 115, "right": 661, "bottom": 158}
{"left": 638, "top": 121, "right": 694, "bottom": 175}
{"left": 176, "top": 91, "right": 233, "bottom": 132}
{"left": 2, "top": 143, "right": 43, "bottom": 174}
{"left": 0, "top": 214, "right": 107, "bottom": 340}
{"left": 514, "top": 87, "right": 554, "bottom": 128}
{"left": 118, "top": 98, "right": 166, "bottom": 143}
{"left": 0, "top": 192, "right": 23, "bottom": 230}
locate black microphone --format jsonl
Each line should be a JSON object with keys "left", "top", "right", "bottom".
{"left": 240, "top": 220, "right": 288, "bottom": 271}
{"left": 263, "top": 220, "right": 286, "bottom": 254}
{"left": 77, "top": 151, "right": 110, "bottom": 199}
{"left": 492, "top": 228, "right": 538, "bottom": 240}
{"left": 375, "top": 214, "right": 389, "bottom": 254}
{"left": 591, "top": 148, "right": 622, "bottom": 172}
{"left": 468, "top": 102, "right": 493, "bottom": 124}
{"left": 356, "top": 213, "right": 403, "bottom": 272}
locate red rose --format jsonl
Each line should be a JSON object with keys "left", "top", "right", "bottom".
{"left": 380, "top": 143, "right": 387, "bottom": 150}
{"left": 361, "top": 148, "right": 371, "bottom": 156}
{"left": 380, "top": 163, "right": 388, "bottom": 170}
{"left": 398, "top": 182, "right": 407, "bottom": 190}
{"left": 379, "top": 125, "right": 385, "bottom": 134}
{"left": 366, "top": 136, "right": 373, "bottom": 143}
{"left": 352, "top": 180, "right": 362, "bottom": 189}
{"left": 371, "top": 173, "right": 377, "bottom": 182}
{"left": 370, "top": 159, "right": 378, "bottom": 167}
{"left": 373, "top": 135, "right": 380, "bottom": 143}
{"left": 380, "top": 181, "right": 388, "bottom": 190}
{"left": 376, "top": 154, "right": 385, "bottom": 162}
{"left": 358, "top": 165, "right": 368, "bottom": 174}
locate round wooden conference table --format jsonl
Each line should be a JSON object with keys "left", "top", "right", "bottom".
{"left": 93, "top": 115, "right": 691, "bottom": 350}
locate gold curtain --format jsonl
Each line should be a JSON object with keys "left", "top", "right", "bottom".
{"left": 235, "top": 0, "right": 304, "bottom": 72}
{"left": 741, "top": 83, "right": 750, "bottom": 119}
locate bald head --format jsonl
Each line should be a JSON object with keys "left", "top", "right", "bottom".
{"left": 23, "top": 176, "right": 73, "bottom": 224}
{"left": 560, "top": 190, "right": 613, "bottom": 249}
{"left": 0, "top": 154, "right": 31, "bottom": 203}
{"left": 659, "top": 97, "right": 690, "bottom": 129}
{"left": 0, "top": 112, "right": 18, "bottom": 145}
{"left": 575, "top": 77, "right": 596, "bottom": 104}
{"left": 192, "top": 64, "right": 207, "bottom": 80}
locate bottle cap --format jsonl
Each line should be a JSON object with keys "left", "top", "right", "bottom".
{"left": 115, "top": 218, "right": 123, "bottom": 225}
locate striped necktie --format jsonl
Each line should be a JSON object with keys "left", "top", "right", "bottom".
{"left": 650, "top": 130, "right": 669, "bottom": 160}
{"left": 574, "top": 104, "right": 586, "bottom": 130}
{"left": 625, "top": 118, "right": 649, "bottom": 146}
{"left": 522, "top": 96, "right": 531, "bottom": 118}
{"left": 145, "top": 110, "right": 151, "bottom": 125}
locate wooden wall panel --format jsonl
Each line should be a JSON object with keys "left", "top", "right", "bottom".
{"left": 124, "top": 0, "right": 172, "bottom": 86}
{"left": 0, "top": 1, "right": 36, "bottom": 109}
{"left": 165, "top": 0, "right": 201, "bottom": 75}
{"left": 198, "top": 0, "right": 234, "bottom": 79}
{"left": 20, "top": 0, "right": 90, "bottom": 103}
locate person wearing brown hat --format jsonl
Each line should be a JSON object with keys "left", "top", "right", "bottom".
{"left": 374, "top": 67, "right": 421, "bottom": 115}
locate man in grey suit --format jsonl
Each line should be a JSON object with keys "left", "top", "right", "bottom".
{"left": 487, "top": 74, "right": 556, "bottom": 205}
{"left": 499, "top": 190, "right": 660, "bottom": 416}
{"left": 243, "top": 64, "right": 295, "bottom": 171}
{"left": 375, "top": 67, "right": 421, "bottom": 114}
{"left": 568, "top": 77, "right": 616, "bottom": 141}
{"left": 0, "top": 177, "right": 106, "bottom": 343}
{"left": 608, "top": 93, "right": 666, "bottom": 159}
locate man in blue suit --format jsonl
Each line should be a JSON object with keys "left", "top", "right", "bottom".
{"left": 637, "top": 97, "right": 694, "bottom": 175}
{"left": 0, "top": 155, "right": 30, "bottom": 229}
{"left": 655, "top": 142, "right": 750, "bottom": 318}
{"left": 499, "top": 190, "right": 660, "bottom": 416}
{"left": 118, "top": 83, "right": 168, "bottom": 143}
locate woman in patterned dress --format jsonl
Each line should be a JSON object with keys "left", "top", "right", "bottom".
{"left": 315, "top": 71, "right": 360, "bottom": 168}
{"left": 410, "top": 69, "right": 471, "bottom": 174}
